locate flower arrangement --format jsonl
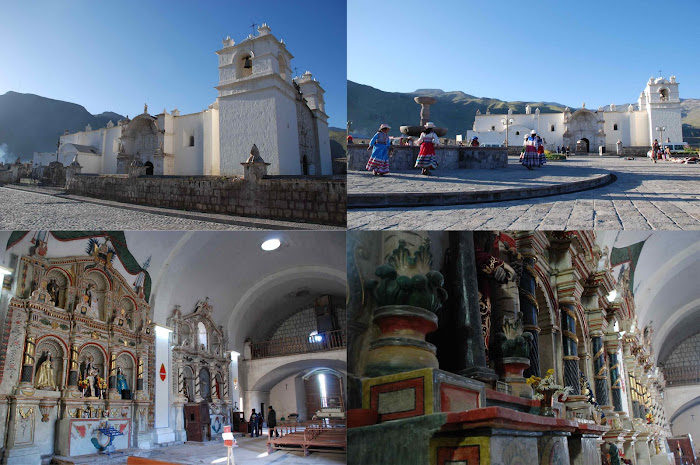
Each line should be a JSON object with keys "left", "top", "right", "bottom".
{"left": 526, "top": 369, "right": 572, "bottom": 400}
{"left": 97, "top": 377, "right": 108, "bottom": 390}
{"left": 646, "top": 412, "right": 654, "bottom": 424}
{"left": 78, "top": 378, "right": 89, "bottom": 390}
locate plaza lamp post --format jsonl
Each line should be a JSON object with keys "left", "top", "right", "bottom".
{"left": 535, "top": 108, "right": 540, "bottom": 134}
{"left": 655, "top": 126, "right": 666, "bottom": 148}
{"left": 502, "top": 116, "right": 515, "bottom": 147}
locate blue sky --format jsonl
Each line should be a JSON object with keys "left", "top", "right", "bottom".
{"left": 0, "top": 0, "right": 347, "bottom": 128}
{"left": 348, "top": 0, "right": 700, "bottom": 106}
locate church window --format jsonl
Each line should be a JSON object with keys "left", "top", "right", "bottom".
{"left": 515, "top": 131, "right": 520, "bottom": 136}
{"left": 189, "top": 135, "right": 195, "bottom": 147}
{"left": 198, "top": 322, "right": 207, "bottom": 349}
{"left": 238, "top": 53, "right": 254, "bottom": 78}
{"left": 550, "top": 125, "right": 555, "bottom": 131}
{"left": 613, "top": 124, "right": 618, "bottom": 131}
{"left": 491, "top": 125, "right": 495, "bottom": 131}
{"left": 659, "top": 88, "right": 669, "bottom": 101}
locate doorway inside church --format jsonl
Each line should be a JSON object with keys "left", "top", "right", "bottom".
{"left": 145, "top": 161, "right": 154, "bottom": 175}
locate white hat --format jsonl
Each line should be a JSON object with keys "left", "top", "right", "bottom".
{"left": 530, "top": 130, "right": 537, "bottom": 135}
{"left": 379, "top": 123, "right": 391, "bottom": 130}
{"left": 425, "top": 122, "right": 436, "bottom": 128}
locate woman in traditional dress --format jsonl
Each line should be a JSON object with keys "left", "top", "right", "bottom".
{"left": 366, "top": 123, "right": 392, "bottom": 175}
{"left": 521, "top": 130, "right": 539, "bottom": 170}
{"left": 415, "top": 122, "right": 439, "bottom": 175}
{"left": 536, "top": 135, "right": 546, "bottom": 166}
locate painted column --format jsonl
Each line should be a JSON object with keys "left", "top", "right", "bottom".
{"left": 136, "top": 357, "right": 144, "bottom": 391}
{"left": 608, "top": 345, "right": 624, "bottom": 413}
{"left": 591, "top": 332, "right": 609, "bottom": 406}
{"left": 20, "top": 332, "right": 36, "bottom": 385}
{"left": 516, "top": 232, "right": 542, "bottom": 378}
{"left": 446, "top": 231, "right": 497, "bottom": 382}
{"left": 68, "top": 343, "right": 79, "bottom": 387}
{"left": 560, "top": 301, "right": 581, "bottom": 395}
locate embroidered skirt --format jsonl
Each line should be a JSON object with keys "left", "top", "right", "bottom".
{"left": 521, "top": 146, "right": 540, "bottom": 167}
{"left": 415, "top": 142, "right": 437, "bottom": 168}
{"left": 366, "top": 145, "right": 390, "bottom": 174}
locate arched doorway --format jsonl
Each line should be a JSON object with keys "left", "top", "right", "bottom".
{"left": 576, "top": 138, "right": 590, "bottom": 153}
{"left": 145, "top": 161, "right": 154, "bottom": 176}
{"left": 302, "top": 155, "right": 309, "bottom": 175}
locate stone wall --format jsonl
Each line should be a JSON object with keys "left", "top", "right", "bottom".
{"left": 348, "top": 145, "right": 507, "bottom": 171}
{"left": 66, "top": 174, "right": 346, "bottom": 226}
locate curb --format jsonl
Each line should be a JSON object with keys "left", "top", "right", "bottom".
{"left": 348, "top": 173, "right": 616, "bottom": 208}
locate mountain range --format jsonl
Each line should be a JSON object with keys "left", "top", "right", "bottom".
{"left": 0, "top": 91, "right": 124, "bottom": 163}
{"left": 0, "top": 91, "right": 347, "bottom": 163}
{"left": 347, "top": 80, "right": 700, "bottom": 144}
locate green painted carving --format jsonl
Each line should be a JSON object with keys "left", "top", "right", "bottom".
{"left": 493, "top": 312, "right": 533, "bottom": 358}
{"left": 368, "top": 240, "right": 447, "bottom": 313}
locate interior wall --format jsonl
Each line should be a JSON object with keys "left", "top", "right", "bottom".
{"left": 269, "top": 373, "right": 301, "bottom": 421}
{"left": 671, "top": 402, "right": 700, "bottom": 442}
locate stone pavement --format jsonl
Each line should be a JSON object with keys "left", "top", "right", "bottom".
{"left": 348, "top": 157, "right": 700, "bottom": 230}
{"left": 0, "top": 186, "right": 341, "bottom": 230}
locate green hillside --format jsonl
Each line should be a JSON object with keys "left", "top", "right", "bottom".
{"left": 329, "top": 127, "right": 347, "bottom": 159}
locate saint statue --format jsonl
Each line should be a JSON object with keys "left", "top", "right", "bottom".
{"left": 116, "top": 367, "right": 129, "bottom": 393}
{"left": 46, "top": 279, "right": 60, "bottom": 307}
{"left": 86, "top": 367, "right": 97, "bottom": 398}
{"left": 85, "top": 284, "right": 100, "bottom": 320}
{"left": 35, "top": 352, "right": 56, "bottom": 389}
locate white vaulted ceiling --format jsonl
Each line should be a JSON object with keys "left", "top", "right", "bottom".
{"left": 0, "top": 230, "right": 346, "bottom": 352}
{"left": 596, "top": 231, "right": 700, "bottom": 365}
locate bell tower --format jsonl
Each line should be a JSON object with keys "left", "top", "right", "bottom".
{"left": 641, "top": 76, "right": 683, "bottom": 145}
{"left": 215, "top": 24, "right": 301, "bottom": 175}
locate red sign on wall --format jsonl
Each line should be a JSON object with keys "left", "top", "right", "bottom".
{"left": 160, "top": 363, "right": 166, "bottom": 381}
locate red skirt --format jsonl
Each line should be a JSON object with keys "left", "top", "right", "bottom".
{"left": 419, "top": 142, "right": 435, "bottom": 156}
{"left": 537, "top": 145, "right": 544, "bottom": 154}
{"left": 415, "top": 142, "right": 437, "bottom": 168}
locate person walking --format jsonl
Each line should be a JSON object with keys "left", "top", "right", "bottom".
{"left": 652, "top": 139, "right": 660, "bottom": 163}
{"left": 521, "top": 130, "right": 539, "bottom": 170}
{"left": 267, "top": 406, "right": 278, "bottom": 438}
{"left": 415, "top": 122, "right": 439, "bottom": 175}
{"left": 536, "top": 134, "right": 546, "bottom": 166}
{"left": 366, "top": 123, "right": 392, "bottom": 175}
{"left": 257, "top": 409, "right": 264, "bottom": 437}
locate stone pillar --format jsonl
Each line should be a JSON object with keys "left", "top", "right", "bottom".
{"left": 241, "top": 144, "right": 270, "bottom": 181}
{"left": 446, "top": 231, "right": 497, "bottom": 382}
{"left": 516, "top": 233, "right": 541, "bottom": 378}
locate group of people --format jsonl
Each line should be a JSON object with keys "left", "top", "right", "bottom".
{"left": 365, "top": 122, "right": 440, "bottom": 176}
{"left": 520, "top": 130, "right": 547, "bottom": 170}
{"left": 650, "top": 139, "right": 672, "bottom": 163}
{"left": 249, "top": 406, "right": 278, "bottom": 438}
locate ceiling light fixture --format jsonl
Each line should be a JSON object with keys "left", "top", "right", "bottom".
{"left": 261, "top": 238, "right": 281, "bottom": 251}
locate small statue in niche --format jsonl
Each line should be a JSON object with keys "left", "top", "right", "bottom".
{"left": 46, "top": 279, "right": 60, "bottom": 307}
{"left": 35, "top": 351, "right": 57, "bottom": 389}
{"left": 84, "top": 284, "right": 100, "bottom": 320}
{"left": 116, "top": 367, "right": 129, "bottom": 393}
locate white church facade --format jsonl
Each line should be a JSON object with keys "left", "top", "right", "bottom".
{"left": 467, "top": 76, "right": 684, "bottom": 152}
{"left": 36, "top": 24, "right": 332, "bottom": 176}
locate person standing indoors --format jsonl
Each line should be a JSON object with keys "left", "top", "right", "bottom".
{"left": 249, "top": 409, "right": 258, "bottom": 437}
{"left": 415, "top": 122, "right": 440, "bottom": 176}
{"left": 267, "top": 406, "right": 278, "bottom": 438}
{"left": 366, "top": 123, "right": 392, "bottom": 176}
{"left": 521, "top": 130, "right": 539, "bottom": 170}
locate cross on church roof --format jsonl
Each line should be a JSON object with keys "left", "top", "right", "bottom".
{"left": 250, "top": 23, "right": 258, "bottom": 35}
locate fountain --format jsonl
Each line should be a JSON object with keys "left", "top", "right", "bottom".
{"left": 400, "top": 96, "right": 448, "bottom": 137}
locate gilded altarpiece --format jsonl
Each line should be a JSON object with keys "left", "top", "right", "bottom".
{"left": 0, "top": 248, "right": 155, "bottom": 463}
{"left": 168, "top": 299, "right": 230, "bottom": 442}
